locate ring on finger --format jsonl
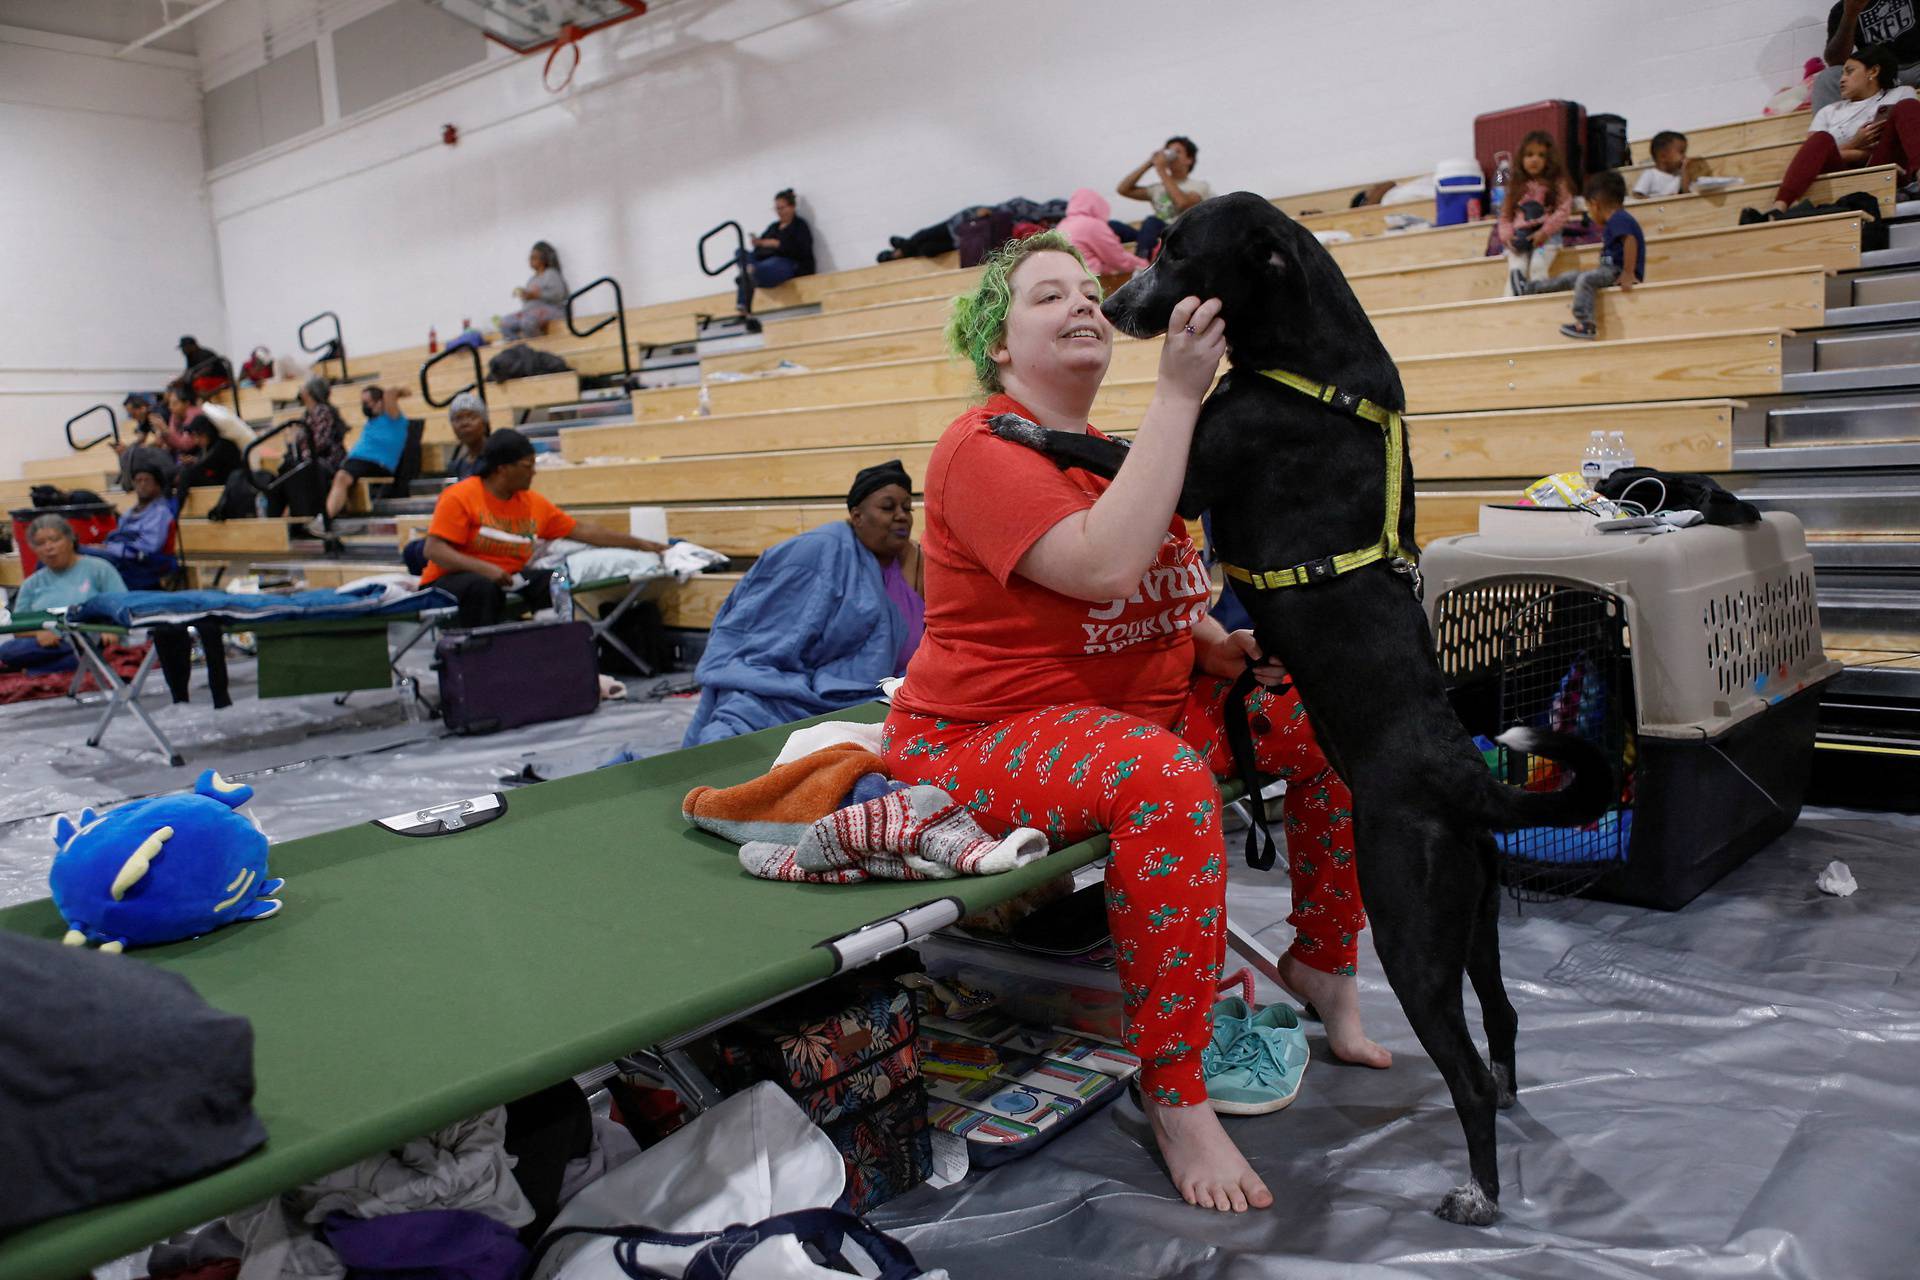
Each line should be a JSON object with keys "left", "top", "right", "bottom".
{"left": 1183, "top": 324, "right": 1195, "bottom": 335}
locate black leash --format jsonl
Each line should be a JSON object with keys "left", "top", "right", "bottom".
{"left": 1221, "top": 661, "right": 1285, "bottom": 871}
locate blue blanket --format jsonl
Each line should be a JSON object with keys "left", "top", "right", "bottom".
{"left": 70, "top": 584, "right": 456, "bottom": 629}
{"left": 683, "top": 522, "right": 901, "bottom": 747}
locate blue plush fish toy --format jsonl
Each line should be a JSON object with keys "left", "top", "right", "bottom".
{"left": 50, "top": 770, "right": 282, "bottom": 952}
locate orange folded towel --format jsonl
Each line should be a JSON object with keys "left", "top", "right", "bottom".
{"left": 682, "top": 743, "right": 889, "bottom": 846}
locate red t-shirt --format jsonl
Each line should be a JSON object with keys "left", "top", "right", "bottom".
{"left": 894, "top": 394, "right": 1209, "bottom": 728}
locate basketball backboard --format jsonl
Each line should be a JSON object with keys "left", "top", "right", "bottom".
{"left": 423, "top": 0, "right": 648, "bottom": 55}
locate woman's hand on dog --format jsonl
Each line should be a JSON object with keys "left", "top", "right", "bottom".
{"left": 1197, "top": 626, "right": 1288, "bottom": 686}
{"left": 1159, "top": 296, "right": 1226, "bottom": 403}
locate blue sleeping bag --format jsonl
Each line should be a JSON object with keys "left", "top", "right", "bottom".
{"left": 683, "top": 522, "right": 901, "bottom": 747}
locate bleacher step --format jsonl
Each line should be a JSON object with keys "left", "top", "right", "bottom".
{"left": 1837, "top": 266, "right": 1920, "bottom": 306}
{"left": 1781, "top": 361, "right": 1920, "bottom": 393}
{"left": 1809, "top": 539, "right": 1920, "bottom": 571}
{"left": 1786, "top": 324, "right": 1920, "bottom": 373}
{"left": 1737, "top": 471, "right": 1920, "bottom": 534}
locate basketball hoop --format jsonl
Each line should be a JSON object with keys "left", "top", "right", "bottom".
{"left": 544, "top": 24, "right": 585, "bottom": 93}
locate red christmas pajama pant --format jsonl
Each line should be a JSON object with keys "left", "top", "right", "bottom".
{"left": 881, "top": 674, "right": 1364, "bottom": 1105}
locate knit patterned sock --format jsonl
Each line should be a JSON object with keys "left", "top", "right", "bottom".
{"left": 795, "top": 786, "right": 1049, "bottom": 882}
{"left": 738, "top": 841, "right": 869, "bottom": 884}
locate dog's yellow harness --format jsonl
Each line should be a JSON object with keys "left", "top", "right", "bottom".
{"left": 1215, "top": 368, "right": 1419, "bottom": 593}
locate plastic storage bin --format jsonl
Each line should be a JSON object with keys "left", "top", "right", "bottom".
{"left": 1434, "top": 158, "right": 1487, "bottom": 226}
{"left": 917, "top": 932, "right": 1126, "bottom": 1043}
{"left": 1422, "top": 509, "right": 1840, "bottom": 909}
{"left": 10, "top": 504, "right": 119, "bottom": 576}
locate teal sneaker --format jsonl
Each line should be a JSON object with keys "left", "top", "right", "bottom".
{"left": 1203, "top": 997, "right": 1310, "bottom": 1116}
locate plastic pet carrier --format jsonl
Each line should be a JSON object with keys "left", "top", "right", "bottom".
{"left": 1424, "top": 510, "right": 1839, "bottom": 909}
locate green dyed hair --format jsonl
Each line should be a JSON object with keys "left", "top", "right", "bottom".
{"left": 945, "top": 231, "right": 1102, "bottom": 394}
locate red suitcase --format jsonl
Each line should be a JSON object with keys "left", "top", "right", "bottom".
{"left": 1475, "top": 99, "right": 1587, "bottom": 190}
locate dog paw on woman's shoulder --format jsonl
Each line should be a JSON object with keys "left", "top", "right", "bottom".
{"left": 986, "top": 412, "right": 1051, "bottom": 449}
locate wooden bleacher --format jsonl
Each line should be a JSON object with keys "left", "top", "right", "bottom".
{"left": 12, "top": 104, "right": 1897, "bottom": 683}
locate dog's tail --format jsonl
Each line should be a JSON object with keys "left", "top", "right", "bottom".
{"left": 1470, "top": 727, "right": 1614, "bottom": 830}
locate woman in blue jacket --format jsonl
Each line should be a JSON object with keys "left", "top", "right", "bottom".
{"left": 682, "top": 461, "right": 923, "bottom": 746}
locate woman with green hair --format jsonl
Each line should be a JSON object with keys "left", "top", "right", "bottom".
{"left": 879, "top": 233, "right": 1385, "bottom": 1214}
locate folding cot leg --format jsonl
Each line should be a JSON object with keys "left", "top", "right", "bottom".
{"left": 1225, "top": 915, "right": 1288, "bottom": 992}
{"left": 586, "top": 582, "right": 653, "bottom": 677}
{"left": 76, "top": 635, "right": 183, "bottom": 766}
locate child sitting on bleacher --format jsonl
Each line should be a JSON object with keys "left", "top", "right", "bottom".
{"left": 1633, "top": 131, "right": 1699, "bottom": 198}
{"left": 1498, "top": 130, "right": 1575, "bottom": 294}
{"left": 1514, "top": 170, "right": 1643, "bottom": 339}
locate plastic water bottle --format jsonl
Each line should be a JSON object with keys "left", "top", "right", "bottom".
{"left": 550, "top": 565, "right": 575, "bottom": 622}
{"left": 1606, "top": 431, "right": 1635, "bottom": 477}
{"left": 697, "top": 384, "right": 712, "bottom": 416}
{"left": 428, "top": 326, "right": 438, "bottom": 354}
{"left": 1581, "top": 431, "right": 1606, "bottom": 487}
{"left": 1490, "top": 151, "right": 1512, "bottom": 219}
{"left": 397, "top": 675, "right": 423, "bottom": 723}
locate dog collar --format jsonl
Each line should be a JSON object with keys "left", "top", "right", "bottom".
{"left": 1215, "top": 368, "right": 1418, "bottom": 593}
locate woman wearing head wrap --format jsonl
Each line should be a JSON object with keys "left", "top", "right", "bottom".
{"left": 681, "top": 459, "right": 926, "bottom": 747}
{"left": 498, "top": 241, "right": 569, "bottom": 341}
{"left": 877, "top": 233, "right": 1385, "bottom": 1214}
{"left": 845, "top": 458, "right": 924, "bottom": 674}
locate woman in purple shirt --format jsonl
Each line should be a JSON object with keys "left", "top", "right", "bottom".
{"left": 846, "top": 460, "right": 924, "bottom": 674}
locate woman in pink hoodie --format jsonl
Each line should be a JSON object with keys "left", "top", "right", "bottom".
{"left": 1059, "top": 188, "right": 1149, "bottom": 275}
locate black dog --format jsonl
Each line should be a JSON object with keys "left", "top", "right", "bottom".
{"left": 990, "top": 192, "right": 1611, "bottom": 1225}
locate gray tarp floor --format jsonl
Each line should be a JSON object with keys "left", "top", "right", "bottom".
{"left": 2, "top": 657, "right": 1914, "bottom": 1279}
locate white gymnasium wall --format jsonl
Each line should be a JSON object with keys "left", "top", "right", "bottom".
{"left": 205, "top": 0, "right": 1826, "bottom": 363}
{"left": 0, "top": 29, "right": 224, "bottom": 481}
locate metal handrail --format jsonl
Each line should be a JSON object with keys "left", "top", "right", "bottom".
{"left": 698, "top": 220, "right": 747, "bottom": 278}
{"left": 299, "top": 310, "right": 350, "bottom": 381}
{"left": 419, "top": 343, "right": 486, "bottom": 409}
{"left": 240, "top": 419, "right": 304, "bottom": 496}
{"left": 565, "top": 276, "right": 632, "bottom": 384}
{"left": 65, "top": 404, "right": 119, "bottom": 453}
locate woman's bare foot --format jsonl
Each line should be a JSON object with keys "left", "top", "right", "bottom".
{"left": 1147, "top": 1098, "right": 1274, "bottom": 1212}
{"left": 1276, "top": 950, "right": 1392, "bottom": 1069}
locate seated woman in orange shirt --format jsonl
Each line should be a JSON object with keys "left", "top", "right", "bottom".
{"left": 419, "top": 429, "right": 664, "bottom": 628}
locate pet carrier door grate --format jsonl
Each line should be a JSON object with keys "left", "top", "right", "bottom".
{"left": 1491, "top": 585, "right": 1632, "bottom": 902}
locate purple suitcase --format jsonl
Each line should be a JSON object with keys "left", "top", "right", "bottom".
{"left": 434, "top": 619, "right": 600, "bottom": 735}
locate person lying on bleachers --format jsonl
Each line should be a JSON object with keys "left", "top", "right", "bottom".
{"left": 0, "top": 515, "right": 125, "bottom": 676}
{"left": 445, "top": 391, "right": 493, "bottom": 481}
{"left": 1114, "top": 135, "right": 1211, "bottom": 260}
{"left": 83, "top": 465, "right": 178, "bottom": 589}
{"left": 876, "top": 197, "right": 1070, "bottom": 261}
{"left": 1759, "top": 43, "right": 1920, "bottom": 217}
{"left": 113, "top": 393, "right": 179, "bottom": 491}
{"left": 681, "top": 459, "right": 925, "bottom": 747}
{"left": 734, "top": 188, "right": 816, "bottom": 317}
{"left": 418, "top": 429, "right": 664, "bottom": 629}
{"left": 498, "top": 240, "right": 568, "bottom": 341}
{"left": 325, "top": 385, "right": 411, "bottom": 525}
{"left": 1059, "top": 188, "right": 1148, "bottom": 276}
